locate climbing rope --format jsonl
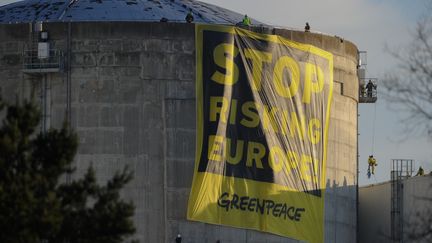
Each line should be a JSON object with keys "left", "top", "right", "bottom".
{"left": 373, "top": 173, "right": 378, "bottom": 183}
{"left": 368, "top": 89, "right": 378, "bottom": 180}
{"left": 371, "top": 98, "right": 377, "bottom": 155}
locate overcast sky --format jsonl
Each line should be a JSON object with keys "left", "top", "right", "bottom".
{"left": 1, "top": 0, "right": 430, "bottom": 185}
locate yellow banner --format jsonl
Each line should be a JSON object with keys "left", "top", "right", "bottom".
{"left": 187, "top": 24, "right": 333, "bottom": 243}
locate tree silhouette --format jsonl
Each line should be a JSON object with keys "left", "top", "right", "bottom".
{"left": 382, "top": 6, "right": 432, "bottom": 136}
{"left": 382, "top": 4, "right": 432, "bottom": 241}
{"left": 0, "top": 96, "right": 136, "bottom": 243}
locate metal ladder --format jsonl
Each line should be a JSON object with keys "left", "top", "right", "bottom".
{"left": 390, "top": 159, "right": 414, "bottom": 243}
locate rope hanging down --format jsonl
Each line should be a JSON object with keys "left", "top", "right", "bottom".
{"left": 368, "top": 99, "right": 378, "bottom": 180}
{"left": 371, "top": 101, "right": 377, "bottom": 154}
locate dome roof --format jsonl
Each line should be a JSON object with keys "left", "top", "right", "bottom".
{"left": 0, "top": 0, "right": 263, "bottom": 25}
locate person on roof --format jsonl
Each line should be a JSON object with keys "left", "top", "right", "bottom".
{"left": 368, "top": 155, "right": 377, "bottom": 175}
{"left": 416, "top": 166, "right": 424, "bottom": 176}
{"left": 242, "top": 14, "right": 251, "bottom": 26}
{"left": 185, "top": 9, "right": 194, "bottom": 23}
{"left": 305, "top": 22, "right": 310, "bottom": 32}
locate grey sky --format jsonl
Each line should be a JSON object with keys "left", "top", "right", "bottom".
{"left": 1, "top": 0, "right": 430, "bottom": 185}
{"left": 0, "top": 0, "right": 14, "bottom": 6}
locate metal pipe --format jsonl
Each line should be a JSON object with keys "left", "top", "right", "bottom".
{"left": 356, "top": 104, "right": 360, "bottom": 243}
{"left": 67, "top": 22, "right": 72, "bottom": 124}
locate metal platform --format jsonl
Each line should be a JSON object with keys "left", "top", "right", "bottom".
{"left": 359, "top": 78, "right": 378, "bottom": 103}
{"left": 22, "top": 49, "right": 63, "bottom": 74}
{"left": 359, "top": 95, "right": 377, "bottom": 103}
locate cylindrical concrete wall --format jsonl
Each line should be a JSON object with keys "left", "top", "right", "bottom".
{"left": 0, "top": 22, "right": 358, "bottom": 243}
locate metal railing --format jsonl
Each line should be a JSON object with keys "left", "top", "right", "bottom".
{"left": 22, "top": 49, "right": 64, "bottom": 72}
{"left": 359, "top": 78, "right": 378, "bottom": 103}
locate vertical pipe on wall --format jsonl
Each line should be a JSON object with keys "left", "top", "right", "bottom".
{"left": 40, "top": 74, "right": 45, "bottom": 133}
{"left": 41, "top": 74, "right": 51, "bottom": 134}
{"left": 66, "top": 22, "right": 72, "bottom": 124}
{"left": 163, "top": 99, "right": 168, "bottom": 243}
{"left": 356, "top": 104, "right": 360, "bottom": 243}
{"left": 65, "top": 22, "right": 72, "bottom": 185}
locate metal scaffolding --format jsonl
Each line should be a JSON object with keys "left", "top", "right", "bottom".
{"left": 359, "top": 78, "right": 378, "bottom": 103}
{"left": 390, "top": 159, "right": 414, "bottom": 243}
{"left": 22, "top": 28, "right": 63, "bottom": 74}
{"left": 357, "top": 51, "right": 378, "bottom": 103}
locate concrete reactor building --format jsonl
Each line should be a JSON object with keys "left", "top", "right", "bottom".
{"left": 0, "top": 0, "right": 362, "bottom": 242}
{"left": 359, "top": 160, "right": 432, "bottom": 243}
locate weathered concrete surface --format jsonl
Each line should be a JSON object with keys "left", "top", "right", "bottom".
{"left": 0, "top": 22, "right": 359, "bottom": 243}
{"left": 359, "top": 176, "right": 432, "bottom": 243}
{"left": 359, "top": 182, "right": 391, "bottom": 243}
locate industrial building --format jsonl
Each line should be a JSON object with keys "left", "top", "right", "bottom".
{"left": 0, "top": 0, "right": 364, "bottom": 242}
{"left": 359, "top": 160, "right": 432, "bottom": 243}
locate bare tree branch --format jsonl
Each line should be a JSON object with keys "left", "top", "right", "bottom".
{"left": 382, "top": 7, "right": 432, "bottom": 136}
